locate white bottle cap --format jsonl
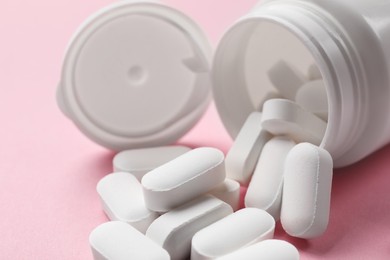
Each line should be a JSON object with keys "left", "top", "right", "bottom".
{"left": 58, "top": 1, "right": 212, "bottom": 150}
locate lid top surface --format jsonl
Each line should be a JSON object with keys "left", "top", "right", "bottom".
{"left": 60, "top": 2, "right": 212, "bottom": 149}
{"left": 74, "top": 14, "right": 198, "bottom": 137}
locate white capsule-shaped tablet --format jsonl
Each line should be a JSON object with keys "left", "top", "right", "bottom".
{"left": 307, "top": 64, "right": 322, "bottom": 80}
{"left": 113, "top": 146, "right": 191, "bottom": 181}
{"left": 225, "top": 112, "right": 272, "bottom": 185}
{"left": 142, "top": 147, "right": 225, "bottom": 212}
{"left": 146, "top": 195, "right": 232, "bottom": 260}
{"left": 209, "top": 179, "right": 240, "bottom": 212}
{"left": 281, "top": 143, "right": 333, "bottom": 239}
{"left": 245, "top": 137, "right": 295, "bottom": 220}
{"left": 191, "top": 208, "right": 275, "bottom": 260}
{"left": 89, "top": 221, "right": 170, "bottom": 260}
{"left": 216, "top": 239, "right": 300, "bottom": 260}
{"left": 257, "top": 91, "right": 283, "bottom": 111}
{"left": 261, "top": 99, "right": 327, "bottom": 145}
{"left": 295, "top": 80, "right": 328, "bottom": 121}
{"left": 268, "top": 60, "right": 307, "bottom": 100}
{"left": 97, "top": 172, "right": 158, "bottom": 233}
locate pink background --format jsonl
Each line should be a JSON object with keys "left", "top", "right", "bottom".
{"left": 1, "top": 0, "right": 390, "bottom": 259}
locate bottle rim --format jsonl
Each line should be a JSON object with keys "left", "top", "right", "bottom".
{"left": 212, "top": 0, "right": 366, "bottom": 166}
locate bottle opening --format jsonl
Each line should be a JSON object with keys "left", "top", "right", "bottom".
{"left": 213, "top": 3, "right": 366, "bottom": 167}
{"left": 213, "top": 19, "right": 329, "bottom": 142}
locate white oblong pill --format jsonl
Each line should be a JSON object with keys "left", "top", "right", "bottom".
{"left": 209, "top": 179, "right": 240, "bottom": 212}
{"left": 113, "top": 146, "right": 191, "bottom": 181}
{"left": 295, "top": 80, "right": 328, "bottom": 121}
{"left": 245, "top": 137, "right": 295, "bottom": 220}
{"left": 261, "top": 99, "right": 327, "bottom": 145}
{"left": 216, "top": 239, "right": 300, "bottom": 260}
{"left": 225, "top": 112, "right": 272, "bottom": 185}
{"left": 191, "top": 208, "right": 275, "bottom": 260}
{"left": 142, "top": 147, "right": 225, "bottom": 212}
{"left": 268, "top": 60, "right": 307, "bottom": 100}
{"left": 97, "top": 172, "right": 158, "bottom": 233}
{"left": 146, "top": 195, "right": 232, "bottom": 260}
{"left": 257, "top": 91, "right": 283, "bottom": 111}
{"left": 307, "top": 64, "right": 322, "bottom": 80}
{"left": 89, "top": 221, "right": 170, "bottom": 260}
{"left": 281, "top": 143, "right": 333, "bottom": 239}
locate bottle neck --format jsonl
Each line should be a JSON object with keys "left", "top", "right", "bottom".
{"left": 249, "top": 1, "right": 367, "bottom": 166}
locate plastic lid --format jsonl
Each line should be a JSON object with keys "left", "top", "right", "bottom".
{"left": 58, "top": 1, "right": 212, "bottom": 150}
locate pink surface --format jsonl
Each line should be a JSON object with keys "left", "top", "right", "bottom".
{"left": 1, "top": 0, "right": 390, "bottom": 259}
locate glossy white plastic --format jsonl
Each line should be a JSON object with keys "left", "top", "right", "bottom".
{"left": 213, "top": 0, "right": 390, "bottom": 167}
{"left": 58, "top": 0, "right": 212, "bottom": 150}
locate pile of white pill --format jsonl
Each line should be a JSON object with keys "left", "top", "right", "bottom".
{"left": 89, "top": 61, "right": 334, "bottom": 259}
{"left": 228, "top": 61, "right": 333, "bottom": 239}
{"left": 90, "top": 147, "right": 299, "bottom": 259}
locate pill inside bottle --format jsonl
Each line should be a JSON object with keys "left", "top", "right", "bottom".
{"left": 213, "top": 20, "right": 330, "bottom": 151}
{"left": 213, "top": 0, "right": 390, "bottom": 167}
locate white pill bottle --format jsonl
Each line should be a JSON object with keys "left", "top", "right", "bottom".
{"left": 213, "top": 0, "right": 390, "bottom": 167}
